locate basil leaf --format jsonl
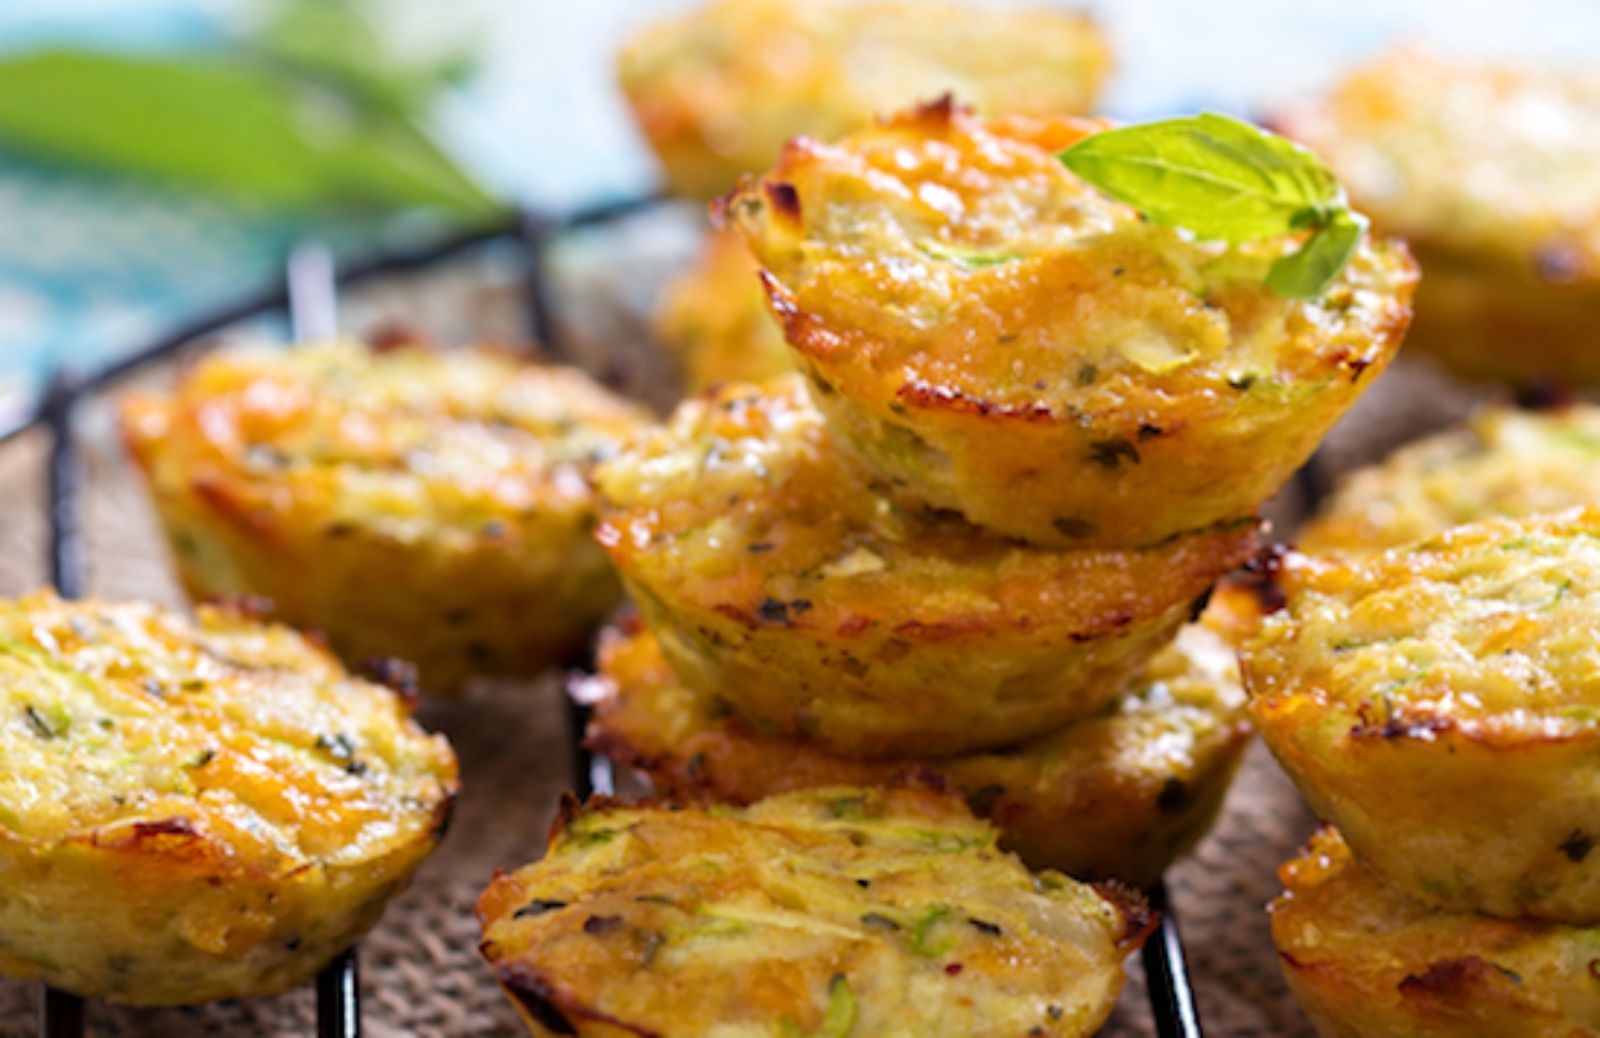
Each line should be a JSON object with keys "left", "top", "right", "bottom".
{"left": 0, "top": 50, "right": 496, "bottom": 217}
{"left": 1060, "top": 112, "right": 1342, "bottom": 243}
{"left": 253, "top": 0, "right": 476, "bottom": 120}
{"left": 1267, "top": 209, "right": 1369, "bottom": 301}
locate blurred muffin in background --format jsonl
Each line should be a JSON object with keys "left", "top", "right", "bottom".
{"left": 654, "top": 228, "right": 791, "bottom": 392}
{"left": 617, "top": 0, "right": 1111, "bottom": 198}
{"left": 1277, "top": 49, "right": 1600, "bottom": 386}
{"left": 121, "top": 340, "right": 653, "bottom": 694}
{"left": 1302, "top": 403, "right": 1600, "bottom": 553}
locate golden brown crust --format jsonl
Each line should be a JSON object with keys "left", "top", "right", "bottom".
{"left": 616, "top": 0, "right": 1111, "bottom": 198}
{"left": 1272, "top": 828, "right": 1600, "bottom": 1037}
{"left": 1277, "top": 48, "right": 1600, "bottom": 385}
{"left": 1238, "top": 512, "right": 1600, "bottom": 921}
{"left": 0, "top": 591, "right": 458, "bottom": 1005}
{"left": 594, "top": 375, "right": 1258, "bottom": 757}
{"left": 120, "top": 340, "right": 653, "bottom": 693}
{"left": 580, "top": 618, "right": 1250, "bottom": 886}
{"left": 725, "top": 103, "right": 1415, "bottom": 547}
{"left": 1301, "top": 404, "right": 1600, "bottom": 553}
{"left": 477, "top": 786, "right": 1147, "bottom": 1037}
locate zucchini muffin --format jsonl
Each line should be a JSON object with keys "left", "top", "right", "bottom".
{"left": 1273, "top": 827, "right": 1600, "bottom": 1037}
{"left": 617, "top": 0, "right": 1111, "bottom": 198}
{"left": 1234, "top": 511, "right": 1600, "bottom": 922}
{"left": 1302, "top": 404, "right": 1600, "bottom": 554}
{"left": 655, "top": 228, "right": 793, "bottom": 393}
{"left": 1277, "top": 49, "right": 1600, "bottom": 385}
{"left": 0, "top": 591, "right": 458, "bottom": 1005}
{"left": 477, "top": 785, "right": 1150, "bottom": 1037}
{"left": 581, "top": 618, "right": 1249, "bottom": 886}
{"left": 594, "top": 376, "right": 1258, "bottom": 758}
{"left": 725, "top": 101, "right": 1416, "bottom": 548}
{"left": 121, "top": 340, "right": 653, "bottom": 694}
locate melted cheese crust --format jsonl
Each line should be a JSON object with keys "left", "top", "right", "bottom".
{"left": 595, "top": 375, "right": 1257, "bottom": 757}
{"left": 0, "top": 591, "right": 457, "bottom": 1004}
{"left": 1303, "top": 405, "right": 1600, "bottom": 553}
{"left": 478, "top": 786, "right": 1149, "bottom": 1038}
{"left": 583, "top": 618, "right": 1249, "bottom": 886}
{"left": 617, "top": 0, "right": 1111, "bottom": 197}
{"left": 726, "top": 102, "right": 1415, "bottom": 546}
{"left": 1272, "top": 828, "right": 1600, "bottom": 1037}
{"left": 121, "top": 341, "right": 652, "bottom": 692}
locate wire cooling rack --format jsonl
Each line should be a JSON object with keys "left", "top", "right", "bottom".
{"left": 15, "top": 196, "right": 1207, "bottom": 1038}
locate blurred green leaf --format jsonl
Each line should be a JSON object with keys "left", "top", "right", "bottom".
{"left": 0, "top": 49, "right": 497, "bottom": 217}
{"left": 254, "top": 0, "right": 476, "bottom": 117}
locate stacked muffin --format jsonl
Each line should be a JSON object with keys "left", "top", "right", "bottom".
{"left": 1236, "top": 404, "right": 1600, "bottom": 1033}
{"left": 1230, "top": 509, "right": 1600, "bottom": 1035}
{"left": 583, "top": 100, "right": 1416, "bottom": 887}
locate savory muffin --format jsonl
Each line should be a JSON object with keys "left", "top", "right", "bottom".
{"left": 655, "top": 228, "right": 793, "bottom": 393}
{"left": 477, "top": 785, "right": 1150, "bottom": 1037}
{"left": 0, "top": 591, "right": 458, "bottom": 1005}
{"left": 594, "top": 375, "right": 1258, "bottom": 758}
{"left": 1233, "top": 511, "right": 1600, "bottom": 922}
{"left": 725, "top": 101, "right": 1416, "bottom": 548}
{"left": 1277, "top": 49, "right": 1600, "bottom": 385}
{"left": 617, "top": 0, "right": 1111, "bottom": 198}
{"left": 580, "top": 617, "right": 1249, "bottom": 886}
{"left": 1301, "top": 404, "right": 1600, "bottom": 554}
{"left": 121, "top": 340, "right": 653, "bottom": 694}
{"left": 1272, "top": 827, "right": 1600, "bottom": 1037}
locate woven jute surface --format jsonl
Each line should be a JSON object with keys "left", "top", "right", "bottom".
{"left": 0, "top": 228, "right": 1494, "bottom": 1035}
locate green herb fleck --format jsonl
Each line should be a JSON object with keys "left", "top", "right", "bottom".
{"left": 23, "top": 705, "right": 68, "bottom": 739}
{"left": 917, "top": 239, "right": 1021, "bottom": 270}
{"left": 827, "top": 795, "right": 870, "bottom": 821}
{"left": 819, "top": 975, "right": 856, "bottom": 1037}
{"left": 909, "top": 905, "right": 958, "bottom": 958}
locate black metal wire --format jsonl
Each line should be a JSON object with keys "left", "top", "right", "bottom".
{"left": 38, "top": 986, "right": 84, "bottom": 1038}
{"left": 285, "top": 238, "right": 365, "bottom": 1038}
{"left": 518, "top": 211, "right": 562, "bottom": 355}
{"left": 1142, "top": 883, "right": 1204, "bottom": 1037}
{"left": 39, "top": 372, "right": 86, "bottom": 1038}
{"left": 43, "top": 373, "right": 85, "bottom": 601}
{"left": 315, "top": 950, "right": 361, "bottom": 1038}
{"left": 17, "top": 188, "right": 1205, "bottom": 1037}
{"left": 564, "top": 697, "right": 615, "bottom": 800}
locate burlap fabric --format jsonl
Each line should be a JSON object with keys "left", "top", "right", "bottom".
{"left": 0, "top": 226, "right": 1497, "bottom": 1035}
